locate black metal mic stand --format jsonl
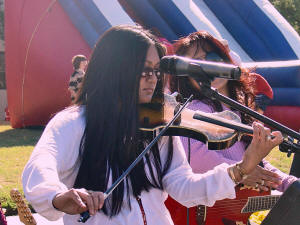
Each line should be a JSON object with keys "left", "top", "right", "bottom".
{"left": 192, "top": 77, "right": 300, "bottom": 155}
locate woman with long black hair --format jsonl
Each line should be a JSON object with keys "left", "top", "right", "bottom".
{"left": 22, "top": 25, "right": 282, "bottom": 225}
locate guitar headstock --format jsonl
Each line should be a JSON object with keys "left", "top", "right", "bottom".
{"left": 10, "top": 189, "right": 37, "bottom": 225}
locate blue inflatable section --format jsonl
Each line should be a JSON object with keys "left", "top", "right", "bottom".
{"left": 255, "top": 66, "right": 300, "bottom": 88}
{"left": 73, "top": 0, "right": 111, "bottom": 37}
{"left": 118, "top": 0, "right": 178, "bottom": 41}
{"left": 58, "top": 0, "right": 300, "bottom": 107}
{"left": 203, "top": 0, "right": 297, "bottom": 61}
{"left": 147, "top": 0, "right": 196, "bottom": 38}
{"left": 58, "top": 0, "right": 110, "bottom": 47}
{"left": 273, "top": 88, "right": 300, "bottom": 106}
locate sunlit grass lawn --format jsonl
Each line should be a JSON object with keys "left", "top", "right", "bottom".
{"left": 265, "top": 146, "right": 294, "bottom": 174}
{"left": 0, "top": 121, "right": 43, "bottom": 215}
{"left": 0, "top": 121, "right": 295, "bottom": 216}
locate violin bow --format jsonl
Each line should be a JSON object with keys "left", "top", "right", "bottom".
{"left": 78, "top": 95, "right": 193, "bottom": 223}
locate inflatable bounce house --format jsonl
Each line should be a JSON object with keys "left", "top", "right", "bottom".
{"left": 5, "top": 0, "right": 300, "bottom": 131}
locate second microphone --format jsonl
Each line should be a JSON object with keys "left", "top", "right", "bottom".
{"left": 160, "top": 55, "right": 241, "bottom": 81}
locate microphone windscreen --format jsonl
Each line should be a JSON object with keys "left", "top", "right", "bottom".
{"left": 160, "top": 56, "right": 176, "bottom": 74}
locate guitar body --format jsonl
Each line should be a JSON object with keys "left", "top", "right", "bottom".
{"left": 165, "top": 185, "right": 271, "bottom": 225}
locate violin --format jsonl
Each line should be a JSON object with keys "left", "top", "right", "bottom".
{"left": 139, "top": 93, "right": 244, "bottom": 150}
{"left": 139, "top": 93, "right": 300, "bottom": 153}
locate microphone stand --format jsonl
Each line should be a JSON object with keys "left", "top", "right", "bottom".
{"left": 192, "top": 77, "right": 300, "bottom": 155}
{"left": 78, "top": 95, "right": 193, "bottom": 223}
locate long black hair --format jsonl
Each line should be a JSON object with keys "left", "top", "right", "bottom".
{"left": 74, "top": 25, "right": 173, "bottom": 216}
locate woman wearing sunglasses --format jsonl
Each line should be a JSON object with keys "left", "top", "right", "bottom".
{"left": 167, "top": 30, "right": 297, "bottom": 224}
{"left": 22, "top": 26, "right": 282, "bottom": 225}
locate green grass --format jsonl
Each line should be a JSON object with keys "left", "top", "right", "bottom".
{"left": 0, "top": 121, "right": 295, "bottom": 216}
{"left": 0, "top": 121, "right": 43, "bottom": 215}
{"left": 265, "top": 147, "right": 294, "bottom": 174}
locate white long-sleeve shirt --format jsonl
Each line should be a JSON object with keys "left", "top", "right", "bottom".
{"left": 22, "top": 106, "right": 236, "bottom": 225}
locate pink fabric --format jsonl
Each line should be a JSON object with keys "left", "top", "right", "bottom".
{"left": 181, "top": 100, "right": 297, "bottom": 192}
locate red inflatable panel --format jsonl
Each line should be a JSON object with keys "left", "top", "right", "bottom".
{"left": 5, "top": 0, "right": 91, "bottom": 128}
{"left": 265, "top": 106, "right": 300, "bottom": 132}
{"left": 5, "top": 0, "right": 300, "bottom": 133}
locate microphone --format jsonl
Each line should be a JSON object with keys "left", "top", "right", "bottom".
{"left": 160, "top": 55, "right": 241, "bottom": 81}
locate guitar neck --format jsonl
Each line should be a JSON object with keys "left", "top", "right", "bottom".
{"left": 241, "top": 195, "right": 281, "bottom": 213}
{"left": 10, "top": 189, "right": 37, "bottom": 225}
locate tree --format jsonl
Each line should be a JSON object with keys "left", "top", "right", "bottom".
{"left": 270, "top": 0, "right": 300, "bottom": 34}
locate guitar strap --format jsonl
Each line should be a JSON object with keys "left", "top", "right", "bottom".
{"left": 136, "top": 196, "right": 147, "bottom": 225}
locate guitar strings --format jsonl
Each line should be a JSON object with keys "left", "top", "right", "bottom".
{"left": 193, "top": 196, "right": 280, "bottom": 214}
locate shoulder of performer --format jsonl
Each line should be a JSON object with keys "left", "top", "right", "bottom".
{"left": 40, "top": 106, "right": 86, "bottom": 142}
{"left": 31, "top": 106, "right": 85, "bottom": 166}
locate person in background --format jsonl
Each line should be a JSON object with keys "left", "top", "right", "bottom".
{"left": 168, "top": 30, "right": 297, "bottom": 192}
{"left": 21, "top": 25, "right": 282, "bottom": 225}
{"left": 68, "top": 54, "right": 88, "bottom": 103}
{"left": 166, "top": 30, "right": 297, "bottom": 225}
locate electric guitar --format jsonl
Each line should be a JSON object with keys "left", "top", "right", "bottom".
{"left": 10, "top": 189, "right": 37, "bottom": 225}
{"left": 165, "top": 185, "right": 280, "bottom": 225}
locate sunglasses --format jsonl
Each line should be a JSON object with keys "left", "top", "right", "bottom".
{"left": 205, "top": 52, "right": 225, "bottom": 63}
{"left": 141, "top": 67, "right": 162, "bottom": 80}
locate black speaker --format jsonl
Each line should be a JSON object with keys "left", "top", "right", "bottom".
{"left": 261, "top": 179, "right": 300, "bottom": 225}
